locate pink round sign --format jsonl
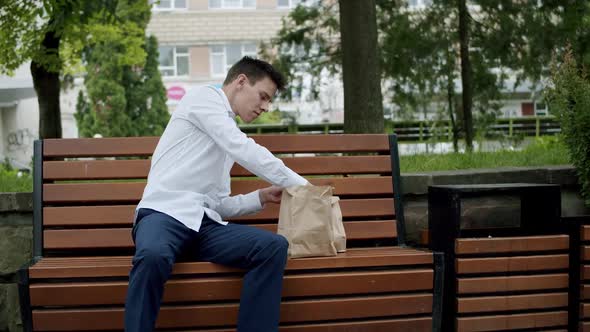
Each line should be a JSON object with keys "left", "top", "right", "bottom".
{"left": 167, "top": 86, "right": 186, "bottom": 100}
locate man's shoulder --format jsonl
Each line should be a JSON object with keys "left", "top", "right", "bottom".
{"left": 186, "top": 85, "right": 223, "bottom": 100}
{"left": 174, "top": 85, "right": 233, "bottom": 122}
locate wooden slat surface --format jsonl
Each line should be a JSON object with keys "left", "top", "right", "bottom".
{"left": 43, "top": 198, "right": 395, "bottom": 226}
{"left": 43, "top": 177, "right": 394, "bottom": 203}
{"left": 44, "top": 156, "right": 392, "bottom": 180}
{"left": 43, "top": 135, "right": 390, "bottom": 157}
{"left": 582, "top": 265, "right": 590, "bottom": 281}
{"left": 457, "top": 293, "right": 568, "bottom": 313}
{"left": 43, "top": 221, "right": 397, "bottom": 250}
{"left": 28, "top": 247, "right": 433, "bottom": 279}
{"left": 455, "top": 235, "right": 569, "bottom": 255}
{"left": 32, "top": 293, "right": 432, "bottom": 330}
{"left": 187, "top": 317, "right": 433, "bottom": 332}
{"left": 456, "top": 311, "right": 568, "bottom": 331}
{"left": 30, "top": 269, "right": 432, "bottom": 306}
{"left": 456, "top": 255, "right": 569, "bottom": 274}
{"left": 582, "top": 303, "right": 590, "bottom": 319}
{"left": 186, "top": 317, "right": 432, "bottom": 332}
{"left": 457, "top": 274, "right": 569, "bottom": 294}
{"left": 581, "top": 322, "right": 590, "bottom": 332}
{"left": 582, "top": 225, "right": 590, "bottom": 241}
{"left": 582, "top": 245, "right": 590, "bottom": 261}
{"left": 581, "top": 284, "right": 590, "bottom": 300}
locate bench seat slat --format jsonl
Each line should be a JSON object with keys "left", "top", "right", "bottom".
{"left": 43, "top": 135, "right": 391, "bottom": 157}
{"left": 28, "top": 247, "right": 433, "bottom": 279}
{"left": 43, "top": 177, "right": 394, "bottom": 203}
{"left": 454, "top": 235, "right": 569, "bottom": 255}
{"left": 30, "top": 269, "right": 433, "bottom": 306}
{"left": 32, "top": 294, "right": 432, "bottom": 330}
{"left": 43, "top": 221, "right": 397, "bottom": 250}
{"left": 187, "top": 317, "right": 433, "bottom": 332}
{"left": 455, "top": 254, "right": 569, "bottom": 274}
{"left": 456, "top": 293, "right": 568, "bottom": 313}
{"left": 43, "top": 156, "right": 392, "bottom": 180}
{"left": 457, "top": 273, "right": 569, "bottom": 294}
{"left": 43, "top": 198, "right": 395, "bottom": 226}
{"left": 455, "top": 311, "right": 568, "bottom": 331}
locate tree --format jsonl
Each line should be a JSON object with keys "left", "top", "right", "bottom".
{"left": 270, "top": 0, "right": 590, "bottom": 144}
{"left": 339, "top": 0, "right": 384, "bottom": 133}
{"left": 457, "top": 0, "right": 474, "bottom": 151}
{"left": 546, "top": 49, "right": 590, "bottom": 206}
{"left": 379, "top": 1, "right": 462, "bottom": 151}
{"left": 76, "top": 32, "right": 170, "bottom": 137}
{"left": 0, "top": 1, "right": 147, "bottom": 139}
{"left": 267, "top": 0, "right": 383, "bottom": 133}
{"left": 473, "top": 1, "right": 590, "bottom": 83}
{"left": 125, "top": 36, "right": 170, "bottom": 137}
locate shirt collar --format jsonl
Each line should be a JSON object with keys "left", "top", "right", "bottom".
{"left": 215, "top": 86, "right": 236, "bottom": 119}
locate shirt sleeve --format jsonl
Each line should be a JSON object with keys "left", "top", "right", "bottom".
{"left": 214, "top": 190, "right": 263, "bottom": 219}
{"left": 183, "top": 88, "right": 308, "bottom": 188}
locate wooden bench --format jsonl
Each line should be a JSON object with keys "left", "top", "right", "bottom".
{"left": 428, "top": 184, "right": 571, "bottom": 332}
{"left": 18, "top": 134, "right": 443, "bottom": 331}
{"left": 564, "top": 215, "right": 590, "bottom": 331}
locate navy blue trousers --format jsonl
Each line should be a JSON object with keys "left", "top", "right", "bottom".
{"left": 124, "top": 209, "right": 289, "bottom": 332}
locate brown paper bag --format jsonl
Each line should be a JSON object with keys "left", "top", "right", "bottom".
{"left": 331, "top": 196, "right": 346, "bottom": 252}
{"left": 277, "top": 185, "right": 337, "bottom": 258}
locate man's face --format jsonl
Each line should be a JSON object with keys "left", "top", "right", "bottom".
{"left": 234, "top": 75, "right": 277, "bottom": 123}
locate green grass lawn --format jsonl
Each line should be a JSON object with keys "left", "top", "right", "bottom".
{"left": 0, "top": 167, "right": 32, "bottom": 192}
{"left": 399, "top": 136, "right": 570, "bottom": 173}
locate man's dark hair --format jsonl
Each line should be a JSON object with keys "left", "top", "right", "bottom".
{"left": 223, "top": 56, "right": 286, "bottom": 92}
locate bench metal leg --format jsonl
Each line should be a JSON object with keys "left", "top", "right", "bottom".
{"left": 17, "top": 266, "right": 32, "bottom": 332}
{"left": 432, "top": 251, "right": 445, "bottom": 332}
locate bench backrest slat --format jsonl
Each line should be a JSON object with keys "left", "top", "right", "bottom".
{"left": 43, "top": 134, "right": 390, "bottom": 157}
{"left": 43, "top": 177, "right": 395, "bottom": 203}
{"left": 43, "top": 155, "right": 392, "bottom": 180}
{"left": 44, "top": 198, "right": 394, "bottom": 226}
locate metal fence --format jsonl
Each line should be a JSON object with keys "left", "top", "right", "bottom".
{"left": 239, "top": 116, "right": 560, "bottom": 141}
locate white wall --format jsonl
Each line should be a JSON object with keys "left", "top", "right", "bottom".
{"left": 1, "top": 98, "right": 38, "bottom": 169}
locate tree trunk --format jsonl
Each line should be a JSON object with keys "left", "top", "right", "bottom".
{"left": 31, "top": 29, "right": 62, "bottom": 139}
{"left": 458, "top": 0, "right": 473, "bottom": 151}
{"left": 339, "top": 0, "right": 384, "bottom": 134}
{"left": 447, "top": 75, "right": 459, "bottom": 152}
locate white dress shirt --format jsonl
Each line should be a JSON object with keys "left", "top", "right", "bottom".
{"left": 136, "top": 85, "right": 308, "bottom": 232}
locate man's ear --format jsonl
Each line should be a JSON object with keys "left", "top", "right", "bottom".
{"left": 236, "top": 74, "right": 248, "bottom": 87}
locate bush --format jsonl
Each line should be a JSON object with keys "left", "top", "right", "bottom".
{"left": 546, "top": 49, "right": 590, "bottom": 206}
{"left": 0, "top": 161, "right": 33, "bottom": 192}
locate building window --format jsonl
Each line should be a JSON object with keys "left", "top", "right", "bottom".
{"left": 209, "top": 0, "right": 256, "bottom": 9}
{"left": 535, "top": 102, "right": 548, "bottom": 116}
{"left": 210, "top": 43, "right": 257, "bottom": 77}
{"left": 150, "top": 0, "right": 187, "bottom": 10}
{"left": 277, "top": 0, "right": 300, "bottom": 8}
{"left": 158, "top": 46, "right": 190, "bottom": 77}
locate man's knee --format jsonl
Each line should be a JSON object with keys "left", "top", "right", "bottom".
{"left": 265, "top": 234, "right": 289, "bottom": 261}
{"left": 273, "top": 234, "right": 289, "bottom": 254}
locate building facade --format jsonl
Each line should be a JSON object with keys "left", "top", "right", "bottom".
{"left": 147, "top": 0, "right": 334, "bottom": 118}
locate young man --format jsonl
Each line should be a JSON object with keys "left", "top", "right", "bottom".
{"left": 124, "top": 56, "right": 307, "bottom": 332}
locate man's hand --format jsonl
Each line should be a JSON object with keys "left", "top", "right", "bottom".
{"left": 259, "top": 186, "right": 283, "bottom": 205}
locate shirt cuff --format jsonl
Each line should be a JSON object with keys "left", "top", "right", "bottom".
{"left": 246, "top": 189, "right": 263, "bottom": 212}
